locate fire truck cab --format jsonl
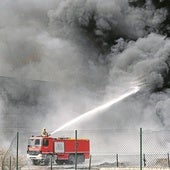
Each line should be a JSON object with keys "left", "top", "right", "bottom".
{"left": 27, "top": 135, "right": 90, "bottom": 165}
{"left": 27, "top": 136, "right": 54, "bottom": 165}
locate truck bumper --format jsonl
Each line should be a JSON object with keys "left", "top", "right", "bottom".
{"left": 27, "top": 153, "right": 43, "bottom": 160}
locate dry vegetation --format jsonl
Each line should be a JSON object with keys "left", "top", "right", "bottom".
{"left": 0, "top": 149, "right": 26, "bottom": 170}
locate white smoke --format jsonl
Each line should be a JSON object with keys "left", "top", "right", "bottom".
{"left": 107, "top": 33, "right": 170, "bottom": 93}
{"left": 155, "top": 90, "right": 170, "bottom": 129}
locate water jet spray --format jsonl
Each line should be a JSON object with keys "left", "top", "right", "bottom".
{"left": 51, "top": 85, "right": 140, "bottom": 135}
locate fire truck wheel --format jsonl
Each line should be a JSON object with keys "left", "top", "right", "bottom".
{"left": 77, "top": 154, "right": 85, "bottom": 164}
{"left": 68, "top": 154, "right": 75, "bottom": 164}
{"left": 44, "top": 158, "right": 50, "bottom": 165}
{"left": 56, "top": 160, "right": 64, "bottom": 165}
{"left": 32, "top": 160, "right": 40, "bottom": 165}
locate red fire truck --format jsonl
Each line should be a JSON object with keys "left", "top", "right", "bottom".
{"left": 27, "top": 135, "right": 90, "bottom": 165}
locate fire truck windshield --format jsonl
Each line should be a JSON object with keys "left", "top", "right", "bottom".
{"left": 28, "top": 138, "right": 42, "bottom": 146}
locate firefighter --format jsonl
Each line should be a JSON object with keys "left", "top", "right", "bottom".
{"left": 41, "top": 128, "right": 48, "bottom": 136}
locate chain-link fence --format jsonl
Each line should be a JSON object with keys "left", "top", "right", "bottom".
{"left": 77, "top": 128, "right": 141, "bottom": 169}
{"left": 0, "top": 132, "right": 26, "bottom": 170}
{"left": 55, "top": 129, "right": 170, "bottom": 169}
{"left": 38, "top": 128, "right": 170, "bottom": 169}
{"left": 1, "top": 129, "right": 170, "bottom": 169}
{"left": 1, "top": 133, "right": 18, "bottom": 170}
{"left": 142, "top": 129, "right": 170, "bottom": 168}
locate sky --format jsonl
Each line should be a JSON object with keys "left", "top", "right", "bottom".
{"left": 0, "top": 0, "right": 170, "bottom": 154}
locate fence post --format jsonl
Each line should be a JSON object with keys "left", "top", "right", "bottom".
{"left": 116, "top": 154, "right": 119, "bottom": 167}
{"left": 143, "top": 154, "right": 146, "bottom": 167}
{"left": 2, "top": 157, "right": 4, "bottom": 170}
{"left": 75, "top": 130, "right": 78, "bottom": 170}
{"left": 9, "top": 156, "right": 11, "bottom": 170}
{"left": 89, "top": 155, "right": 91, "bottom": 170}
{"left": 140, "top": 128, "right": 142, "bottom": 170}
{"left": 50, "top": 155, "right": 53, "bottom": 170}
{"left": 168, "top": 153, "right": 170, "bottom": 168}
{"left": 16, "top": 132, "right": 19, "bottom": 170}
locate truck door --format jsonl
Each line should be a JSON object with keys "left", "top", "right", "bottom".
{"left": 42, "top": 138, "right": 53, "bottom": 153}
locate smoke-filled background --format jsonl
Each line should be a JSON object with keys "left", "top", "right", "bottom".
{"left": 0, "top": 0, "right": 170, "bottom": 154}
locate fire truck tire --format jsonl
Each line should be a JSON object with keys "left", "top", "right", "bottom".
{"left": 56, "top": 160, "right": 64, "bottom": 165}
{"left": 68, "top": 154, "right": 75, "bottom": 164}
{"left": 32, "top": 160, "right": 40, "bottom": 165}
{"left": 77, "top": 154, "right": 85, "bottom": 164}
{"left": 44, "top": 159, "right": 50, "bottom": 165}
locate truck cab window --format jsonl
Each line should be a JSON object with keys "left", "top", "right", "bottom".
{"left": 43, "top": 139, "right": 49, "bottom": 146}
{"left": 35, "top": 139, "right": 40, "bottom": 146}
{"left": 28, "top": 139, "right": 34, "bottom": 146}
